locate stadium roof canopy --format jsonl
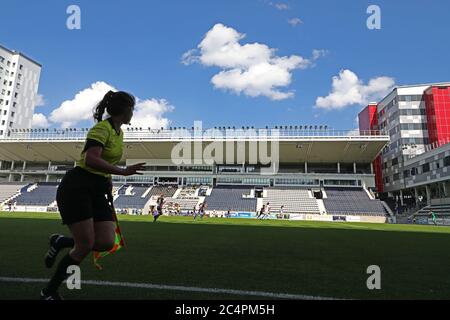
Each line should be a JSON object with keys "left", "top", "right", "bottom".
{"left": 0, "top": 129, "right": 389, "bottom": 164}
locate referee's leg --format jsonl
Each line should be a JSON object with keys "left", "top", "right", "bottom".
{"left": 42, "top": 219, "right": 94, "bottom": 296}
{"left": 93, "top": 221, "right": 115, "bottom": 252}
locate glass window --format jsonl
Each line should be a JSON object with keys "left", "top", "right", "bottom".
{"left": 444, "top": 156, "right": 450, "bottom": 167}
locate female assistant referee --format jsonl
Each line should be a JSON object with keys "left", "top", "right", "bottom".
{"left": 40, "top": 90, "right": 146, "bottom": 300}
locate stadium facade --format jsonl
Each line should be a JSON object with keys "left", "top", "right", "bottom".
{"left": 359, "top": 83, "right": 450, "bottom": 222}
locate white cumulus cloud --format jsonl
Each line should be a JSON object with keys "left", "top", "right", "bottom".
{"left": 48, "top": 81, "right": 173, "bottom": 128}
{"left": 315, "top": 69, "right": 395, "bottom": 110}
{"left": 131, "top": 98, "right": 174, "bottom": 129}
{"left": 288, "top": 18, "right": 303, "bottom": 26}
{"left": 182, "top": 23, "right": 323, "bottom": 100}
{"left": 32, "top": 113, "right": 50, "bottom": 128}
{"left": 269, "top": 2, "right": 290, "bottom": 10}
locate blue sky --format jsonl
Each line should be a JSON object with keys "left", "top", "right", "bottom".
{"left": 1, "top": 0, "right": 449, "bottom": 130}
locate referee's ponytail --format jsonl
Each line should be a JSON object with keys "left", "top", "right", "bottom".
{"left": 93, "top": 90, "right": 135, "bottom": 122}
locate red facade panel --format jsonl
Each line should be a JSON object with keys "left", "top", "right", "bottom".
{"left": 426, "top": 86, "right": 450, "bottom": 147}
{"left": 358, "top": 104, "right": 383, "bottom": 192}
{"left": 358, "top": 104, "right": 378, "bottom": 133}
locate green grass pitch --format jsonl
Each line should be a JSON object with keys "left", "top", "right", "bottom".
{"left": 0, "top": 211, "right": 449, "bottom": 300}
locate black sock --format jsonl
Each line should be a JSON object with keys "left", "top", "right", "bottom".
{"left": 44, "top": 253, "right": 79, "bottom": 294}
{"left": 56, "top": 236, "right": 74, "bottom": 249}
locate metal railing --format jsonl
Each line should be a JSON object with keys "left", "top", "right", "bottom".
{"left": 2, "top": 128, "right": 389, "bottom": 141}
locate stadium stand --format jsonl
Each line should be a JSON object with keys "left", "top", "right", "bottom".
{"left": 206, "top": 186, "right": 257, "bottom": 212}
{"left": 414, "top": 203, "right": 450, "bottom": 217}
{"left": 0, "top": 184, "right": 26, "bottom": 204}
{"left": 147, "top": 185, "right": 177, "bottom": 198}
{"left": 14, "top": 183, "right": 59, "bottom": 206}
{"left": 114, "top": 184, "right": 152, "bottom": 209}
{"left": 323, "top": 187, "right": 387, "bottom": 216}
{"left": 165, "top": 186, "right": 201, "bottom": 212}
{"left": 263, "top": 187, "right": 320, "bottom": 214}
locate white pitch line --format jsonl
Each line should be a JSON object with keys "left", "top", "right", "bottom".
{"left": 0, "top": 276, "right": 337, "bottom": 300}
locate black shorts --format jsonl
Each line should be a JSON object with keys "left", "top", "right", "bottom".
{"left": 56, "top": 167, "right": 114, "bottom": 225}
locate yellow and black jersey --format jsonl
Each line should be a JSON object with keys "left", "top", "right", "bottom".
{"left": 77, "top": 118, "right": 124, "bottom": 178}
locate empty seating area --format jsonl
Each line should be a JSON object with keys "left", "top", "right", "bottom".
{"left": 0, "top": 182, "right": 388, "bottom": 218}
{"left": 165, "top": 198, "right": 200, "bottom": 211}
{"left": 147, "top": 185, "right": 177, "bottom": 198}
{"left": 165, "top": 186, "right": 201, "bottom": 211}
{"left": 323, "top": 188, "right": 387, "bottom": 216}
{"left": 177, "top": 186, "right": 198, "bottom": 199}
{"left": 14, "top": 183, "right": 58, "bottom": 206}
{"left": 0, "top": 184, "right": 25, "bottom": 203}
{"left": 264, "top": 187, "right": 320, "bottom": 214}
{"left": 415, "top": 204, "right": 450, "bottom": 217}
{"left": 206, "top": 186, "right": 257, "bottom": 212}
{"left": 114, "top": 184, "right": 152, "bottom": 209}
